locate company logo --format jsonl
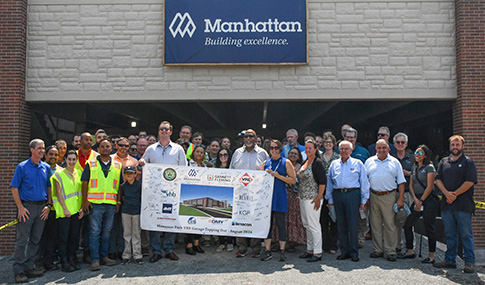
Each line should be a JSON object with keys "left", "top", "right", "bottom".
{"left": 188, "top": 169, "right": 198, "bottom": 177}
{"left": 162, "top": 203, "right": 173, "bottom": 214}
{"left": 232, "top": 221, "right": 252, "bottom": 227}
{"left": 238, "top": 210, "right": 251, "bottom": 216}
{"left": 161, "top": 190, "right": 176, "bottom": 198}
{"left": 187, "top": 217, "right": 197, "bottom": 225}
{"left": 207, "top": 174, "right": 232, "bottom": 182}
{"left": 239, "top": 173, "right": 253, "bottom": 186}
{"left": 169, "top": 12, "right": 196, "bottom": 38}
{"left": 208, "top": 219, "right": 225, "bottom": 224}
{"left": 163, "top": 168, "right": 177, "bottom": 181}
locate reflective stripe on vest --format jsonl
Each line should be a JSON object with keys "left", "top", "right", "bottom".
{"left": 52, "top": 170, "right": 82, "bottom": 218}
{"left": 86, "top": 159, "right": 121, "bottom": 205}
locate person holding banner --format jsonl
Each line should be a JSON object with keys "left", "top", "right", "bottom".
{"left": 298, "top": 139, "right": 326, "bottom": 262}
{"left": 185, "top": 144, "right": 207, "bottom": 255}
{"left": 138, "top": 121, "right": 187, "bottom": 262}
{"left": 230, "top": 129, "right": 269, "bottom": 258}
{"left": 260, "top": 140, "right": 296, "bottom": 262}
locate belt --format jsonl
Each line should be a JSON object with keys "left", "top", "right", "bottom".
{"left": 22, "top": 200, "right": 47, "bottom": 205}
{"left": 334, "top": 188, "right": 360, "bottom": 193}
{"left": 370, "top": 189, "right": 396, "bottom": 196}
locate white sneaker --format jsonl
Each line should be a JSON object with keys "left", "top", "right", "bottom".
{"left": 216, "top": 244, "right": 225, "bottom": 252}
{"left": 226, "top": 244, "right": 234, "bottom": 252}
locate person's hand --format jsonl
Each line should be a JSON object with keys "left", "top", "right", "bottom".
{"left": 360, "top": 204, "right": 365, "bottom": 212}
{"left": 17, "top": 206, "right": 30, "bottom": 222}
{"left": 327, "top": 203, "right": 333, "bottom": 210}
{"left": 311, "top": 198, "right": 321, "bottom": 210}
{"left": 64, "top": 208, "right": 71, "bottom": 218}
{"left": 446, "top": 192, "right": 457, "bottom": 204}
{"left": 115, "top": 204, "right": 120, "bottom": 214}
{"left": 79, "top": 209, "right": 84, "bottom": 219}
{"left": 40, "top": 205, "right": 51, "bottom": 220}
{"left": 138, "top": 159, "right": 146, "bottom": 167}
{"left": 415, "top": 201, "right": 423, "bottom": 212}
{"left": 82, "top": 200, "right": 92, "bottom": 213}
{"left": 397, "top": 197, "right": 404, "bottom": 208}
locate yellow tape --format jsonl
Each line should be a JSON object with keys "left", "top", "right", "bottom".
{"left": 0, "top": 219, "right": 18, "bottom": 231}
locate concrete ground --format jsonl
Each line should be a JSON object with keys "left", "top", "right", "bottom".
{"left": 1, "top": 237, "right": 484, "bottom": 285}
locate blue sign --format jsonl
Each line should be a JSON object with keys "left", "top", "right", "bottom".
{"left": 164, "top": 0, "right": 308, "bottom": 65}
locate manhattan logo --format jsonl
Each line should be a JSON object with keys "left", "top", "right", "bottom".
{"left": 188, "top": 169, "right": 198, "bottom": 177}
{"left": 169, "top": 12, "right": 196, "bottom": 38}
{"left": 169, "top": 12, "right": 303, "bottom": 38}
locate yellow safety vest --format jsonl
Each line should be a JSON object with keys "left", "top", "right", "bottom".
{"left": 87, "top": 159, "right": 121, "bottom": 205}
{"left": 52, "top": 169, "right": 82, "bottom": 219}
{"left": 75, "top": 149, "right": 97, "bottom": 173}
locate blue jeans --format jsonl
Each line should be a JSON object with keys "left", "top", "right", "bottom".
{"left": 333, "top": 189, "right": 360, "bottom": 257}
{"left": 89, "top": 204, "right": 115, "bottom": 261}
{"left": 149, "top": 231, "right": 175, "bottom": 255}
{"left": 441, "top": 210, "right": 475, "bottom": 265}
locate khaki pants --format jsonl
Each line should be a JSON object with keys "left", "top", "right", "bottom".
{"left": 395, "top": 192, "right": 412, "bottom": 251}
{"left": 358, "top": 204, "right": 369, "bottom": 244}
{"left": 122, "top": 213, "right": 142, "bottom": 260}
{"left": 370, "top": 191, "right": 397, "bottom": 256}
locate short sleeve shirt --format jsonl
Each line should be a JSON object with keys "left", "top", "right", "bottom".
{"left": 412, "top": 164, "right": 435, "bottom": 195}
{"left": 436, "top": 154, "right": 477, "bottom": 212}
{"left": 365, "top": 154, "right": 406, "bottom": 191}
{"left": 10, "top": 158, "right": 52, "bottom": 201}
{"left": 393, "top": 152, "right": 415, "bottom": 192}
{"left": 120, "top": 180, "right": 142, "bottom": 215}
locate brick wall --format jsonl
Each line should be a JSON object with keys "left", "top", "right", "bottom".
{"left": 0, "top": 0, "right": 30, "bottom": 255}
{"left": 453, "top": 0, "right": 485, "bottom": 248}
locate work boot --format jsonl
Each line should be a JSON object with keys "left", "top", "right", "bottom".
{"left": 100, "top": 257, "right": 117, "bottom": 266}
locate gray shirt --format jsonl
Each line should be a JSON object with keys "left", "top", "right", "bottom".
{"left": 412, "top": 164, "right": 435, "bottom": 195}
{"left": 142, "top": 141, "right": 187, "bottom": 166}
{"left": 229, "top": 145, "right": 269, "bottom": 170}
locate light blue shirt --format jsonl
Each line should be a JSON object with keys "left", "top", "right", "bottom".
{"left": 365, "top": 154, "right": 406, "bottom": 191}
{"left": 230, "top": 145, "right": 269, "bottom": 170}
{"left": 142, "top": 141, "right": 187, "bottom": 166}
{"left": 325, "top": 157, "right": 369, "bottom": 204}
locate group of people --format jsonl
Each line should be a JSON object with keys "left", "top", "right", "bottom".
{"left": 9, "top": 121, "right": 478, "bottom": 283}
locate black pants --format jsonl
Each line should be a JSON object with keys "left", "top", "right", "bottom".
{"left": 185, "top": 234, "right": 201, "bottom": 244}
{"left": 321, "top": 199, "right": 338, "bottom": 251}
{"left": 57, "top": 213, "right": 81, "bottom": 263}
{"left": 37, "top": 210, "right": 58, "bottom": 265}
{"left": 267, "top": 211, "right": 287, "bottom": 241}
{"left": 403, "top": 197, "right": 439, "bottom": 252}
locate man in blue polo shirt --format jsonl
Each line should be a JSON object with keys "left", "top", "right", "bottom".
{"left": 10, "top": 139, "right": 53, "bottom": 283}
{"left": 434, "top": 135, "right": 477, "bottom": 274}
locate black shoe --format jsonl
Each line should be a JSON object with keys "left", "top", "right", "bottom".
{"left": 370, "top": 252, "right": 384, "bottom": 258}
{"left": 299, "top": 252, "right": 313, "bottom": 259}
{"left": 61, "top": 263, "right": 75, "bottom": 272}
{"left": 117, "top": 252, "right": 123, "bottom": 260}
{"left": 397, "top": 253, "right": 416, "bottom": 259}
{"left": 421, "top": 257, "right": 435, "bottom": 264}
{"left": 194, "top": 245, "right": 205, "bottom": 253}
{"left": 307, "top": 255, "right": 322, "bottom": 262}
{"left": 43, "top": 263, "right": 58, "bottom": 271}
{"left": 165, "top": 252, "right": 179, "bottom": 260}
{"left": 149, "top": 254, "right": 162, "bottom": 263}
{"left": 351, "top": 256, "right": 359, "bottom": 262}
{"left": 186, "top": 247, "right": 196, "bottom": 255}
{"left": 387, "top": 255, "right": 397, "bottom": 262}
{"left": 337, "top": 254, "right": 350, "bottom": 260}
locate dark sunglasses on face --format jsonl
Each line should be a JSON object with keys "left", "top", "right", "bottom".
{"left": 414, "top": 150, "right": 424, "bottom": 156}
{"left": 130, "top": 148, "right": 137, "bottom": 151}
{"left": 244, "top": 135, "right": 255, "bottom": 138}
{"left": 118, "top": 144, "right": 130, "bottom": 148}
{"left": 219, "top": 153, "right": 228, "bottom": 157}
{"left": 269, "top": 146, "right": 279, "bottom": 150}
{"left": 395, "top": 141, "right": 406, "bottom": 145}
{"left": 160, "top": 127, "right": 170, "bottom": 131}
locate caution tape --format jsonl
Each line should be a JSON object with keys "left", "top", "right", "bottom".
{"left": 0, "top": 219, "right": 18, "bottom": 231}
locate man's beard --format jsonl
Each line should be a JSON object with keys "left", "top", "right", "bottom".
{"left": 451, "top": 148, "right": 463, "bottom": 156}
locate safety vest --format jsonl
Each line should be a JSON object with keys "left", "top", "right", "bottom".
{"left": 52, "top": 169, "right": 82, "bottom": 219}
{"left": 87, "top": 159, "right": 121, "bottom": 205}
{"left": 75, "top": 149, "right": 97, "bottom": 173}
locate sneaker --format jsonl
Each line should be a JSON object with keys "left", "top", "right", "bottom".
{"left": 135, "top": 259, "right": 144, "bottom": 265}
{"left": 90, "top": 261, "right": 100, "bottom": 271}
{"left": 226, "top": 244, "right": 234, "bottom": 252}
{"left": 433, "top": 261, "right": 457, "bottom": 269}
{"left": 216, "top": 244, "right": 225, "bottom": 252}
{"left": 100, "top": 257, "right": 117, "bottom": 266}
{"left": 279, "top": 251, "right": 287, "bottom": 262}
{"left": 14, "top": 273, "right": 28, "bottom": 283}
{"left": 122, "top": 259, "right": 130, "bottom": 265}
{"left": 261, "top": 250, "right": 272, "bottom": 261}
{"left": 24, "top": 268, "right": 44, "bottom": 278}
{"left": 236, "top": 251, "right": 246, "bottom": 258}
{"left": 251, "top": 251, "right": 261, "bottom": 258}
{"left": 464, "top": 264, "right": 475, "bottom": 273}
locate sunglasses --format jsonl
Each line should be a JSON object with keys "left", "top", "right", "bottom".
{"left": 414, "top": 150, "right": 424, "bottom": 156}
{"left": 130, "top": 148, "right": 137, "bottom": 151}
{"left": 377, "top": 133, "right": 388, "bottom": 137}
{"left": 219, "top": 153, "right": 228, "bottom": 157}
{"left": 244, "top": 135, "right": 255, "bottom": 138}
{"left": 269, "top": 146, "right": 279, "bottom": 150}
{"left": 118, "top": 144, "right": 130, "bottom": 148}
{"left": 288, "top": 152, "right": 298, "bottom": 156}
{"left": 159, "top": 127, "right": 170, "bottom": 131}
{"left": 395, "top": 141, "right": 406, "bottom": 145}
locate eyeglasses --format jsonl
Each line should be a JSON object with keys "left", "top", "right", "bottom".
{"left": 414, "top": 150, "right": 424, "bottom": 156}
{"left": 159, "top": 127, "right": 170, "bottom": 131}
{"left": 344, "top": 136, "right": 356, "bottom": 140}
{"left": 377, "top": 133, "right": 388, "bottom": 137}
{"left": 288, "top": 152, "right": 298, "bottom": 156}
{"left": 244, "top": 134, "right": 255, "bottom": 138}
{"left": 118, "top": 144, "right": 130, "bottom": 148}
{"left": 130, "top": 148, "right": 137, "bottom": 151}
{"left": 219, "top": 153, "right": 228, "bottom": 157}
{"left": 395, "top": 141, "right": 406, "bottom": 145}
{"left": 324, "top": 141, "right": 333, "bottom": 145}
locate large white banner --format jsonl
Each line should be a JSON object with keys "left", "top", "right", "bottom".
{"left": 141, "top": 164, "right": 274, "bottom": 238}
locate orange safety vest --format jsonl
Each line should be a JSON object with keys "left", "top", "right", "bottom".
{"left": 86, "top": 159, "right": 121, "bottom": 205}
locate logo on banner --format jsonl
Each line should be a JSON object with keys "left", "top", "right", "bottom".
{"left": 239, "top": 173, "right": 253, "bottom": 186}
{"left": 161, "top": 190, "right": 176, "bottom": 197}
{"left": 232, "top": 221, "right": 252, "bottom": 227}
{"left": 162, "top": 203, "right": 173, "bottom": 214}
{"left": 208, "top": 219, "right": 225, "bottom": 224}
{"left": 188, "top": 169, "right": 198, "bottom": 177}
{"left": 187, "top": 217, "right": 197, "bottom": 224}
{"left": 169, "top": 12, "right": 196, "bottom": 38}
{"left": 163, "top": 168, "right": 177, "bottom": 181}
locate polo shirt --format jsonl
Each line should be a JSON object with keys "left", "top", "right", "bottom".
{"left": 120, "top": 180, "right": 142, "bottom": 215}
{"left": 78, "top": 149, "right": 94, "bottom": 169}
{"left": 230, "top": 145, "right": 269, "bottom": 170}
{"left": 142, "top": 141, "right": 187, "bottom": 166}
{"left": 365, "top": 154, "right": 406, "bottom": 191}
{"left": 393, "top": 151, "right": 415, "bottom": 192}
{"left": 10, "top": 158, "right": 51, "bottom": 202}
{"left": 436, "top": 154, "right": 477, "bottom": 213}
